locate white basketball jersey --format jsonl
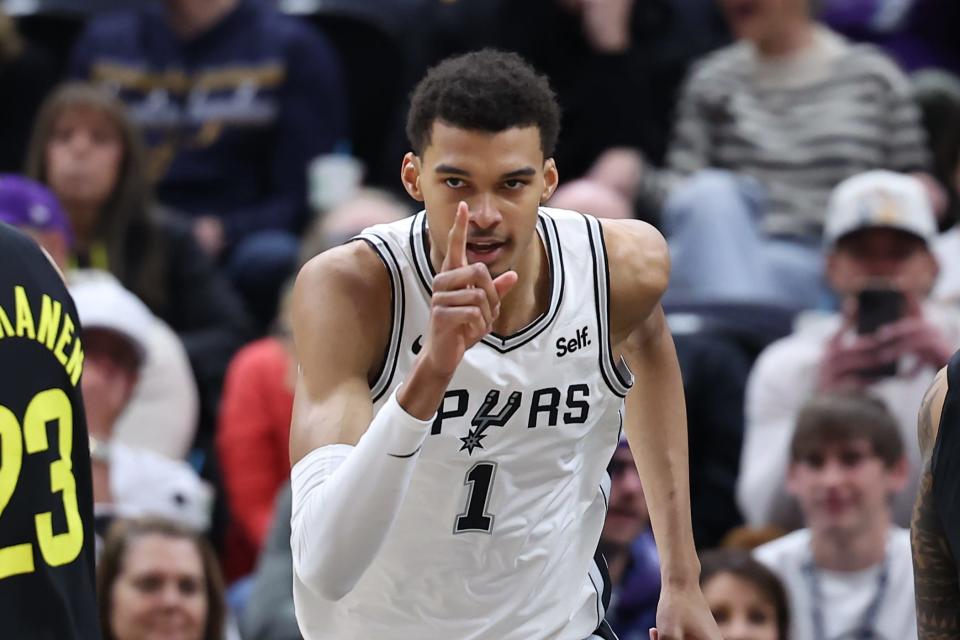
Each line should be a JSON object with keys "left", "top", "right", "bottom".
{"left": 294, "top": 208, "right": 634, "bottom": 640}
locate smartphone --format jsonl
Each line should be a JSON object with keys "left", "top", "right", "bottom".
{"left": 856, "top": 286, "right": 905, "bottom": 378}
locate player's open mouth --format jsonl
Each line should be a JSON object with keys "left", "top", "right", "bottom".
{"left": 466, "top": 241, "right": 506, "bottom": 265}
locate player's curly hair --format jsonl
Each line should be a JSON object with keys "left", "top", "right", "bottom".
{"left": 406, "top": 49, "right": 561, "bottom": 158}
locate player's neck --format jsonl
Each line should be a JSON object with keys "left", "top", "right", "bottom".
{"left": 492, "top": 229, "right": 549, "bottom": 335}
{"left": 164, "top": 0, "right": 238, "bottom": 39}
{"left": 811, "top": 515, "right": 890, "bottom": 572}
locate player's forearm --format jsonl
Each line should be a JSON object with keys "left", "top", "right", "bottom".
{"left": 912, "top": 465, "right": 960, "bottom": 638}
{"left": 623, "top": 326, "right": 700, "bottom": 585}
{"left": 290, "top": 389, "right": 433, "bottom": 601}
{"left": 397, "top": 355, "right": 455, "bottom": 420}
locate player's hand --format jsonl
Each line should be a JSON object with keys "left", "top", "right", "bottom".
{"left": 422, "top": 202, "right": 517, "bottom": 378}
{"left": 650, "top": 585, "right": 722, "bottom": 640}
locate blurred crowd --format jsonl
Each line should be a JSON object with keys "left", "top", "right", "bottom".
{"left": 2, "top": 0, "right": 960, "bottom": 637}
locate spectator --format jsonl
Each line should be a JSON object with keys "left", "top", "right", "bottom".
{"left": 71, "top": 274, "right": 213, "bottom": 535}
{"left": 598, "top": 0, "right": 929, "bottom": 309}
{"left": 912, "top": 70, "right": 960, "bottom": 228}
{"left": 0, "top": 9, "right": 57, "bottom": 172}
{"left": 912, "top": 70, "right": 960, "bottom": 304}
{"left": 0, "top": 175, "right": 199, "bottom": 459}
{"left": 0, "top": 173, "right": 72, "bottom": 267}
{"left": 216, "top": 189, "right": 409, "bottom": 579}
{"left": 699, "top": 549, "right": 789, "bottom": 640}
{"left": 241, "top": 483, "right": 298, "bottom": 640}
{"left": 820, "top": 0, "right": 960, "bottom": 73}
{"left": 753, "top": 393, "right": 917, "bottom": 639}
{"left": 675, "top": 333, "right": 750, "bottom": 549}
{"left": 97, "top": 517, "right": 226, "bottom": 640}
{"left": 599, "top": 440, "right": 659, "bottom": 640}
{"left": 738, "top": 170, "right": 960, "bottom": 528}
{"left": 552, "top": 178, "right": 749, "bottom": 548}
{"left": 549, "top": 178, "right": 634, "bottom": 220}
{"left": 496, "top": 0, "right": 729, "bottom": 181}
{"left": 70, "top": 0, "right": 349, "bottom": 327}
{"left": 26, "top": 82, "right": 253, "bottom": 433}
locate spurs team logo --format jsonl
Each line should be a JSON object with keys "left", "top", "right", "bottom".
{"left": 458, "top": 390, "right": 522, "bottom": 454}
{"left": 432, "top": 384, "right": 591, "bottom": 454}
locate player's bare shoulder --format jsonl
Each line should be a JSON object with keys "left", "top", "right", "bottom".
{"left": 919, "top": 365, "right": 949, "bottom": 462}
{"left": 293, "top": 240, "right": 393, "bottom": 382}
{"left": 599, "top": 218, "right": 670, "bottom": 338}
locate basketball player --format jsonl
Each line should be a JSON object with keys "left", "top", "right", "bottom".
{"left": 0, "top": 222, "right": 99, "bottom": 639}
{"left": 289, "top": 50, "right": 720, "bottom": 639}
{"left": 912, "top": 356, "right": 960, "bottom": 638}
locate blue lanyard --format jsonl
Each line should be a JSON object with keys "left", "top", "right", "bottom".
{"left": 802, "top": 552, "right": 890, "bottom": 640}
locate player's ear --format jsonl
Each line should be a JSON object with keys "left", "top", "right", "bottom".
{"left": 541, "top": 158, "right": 558, "bottom": 203}
{"left": 401, "top": 153, "right": 425, "bottom": 202}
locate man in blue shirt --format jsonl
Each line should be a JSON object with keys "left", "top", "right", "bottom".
{"left": 71, "top": 0, "right": 349, "bottom": 325}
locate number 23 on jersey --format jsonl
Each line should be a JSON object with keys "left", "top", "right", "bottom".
{"left": 0, "top": 388, "right": 84, "bottom": 579}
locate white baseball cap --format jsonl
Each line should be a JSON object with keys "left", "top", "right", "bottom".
{"left": 68, "top": 270, "right": 154, "bottom": 365}
{"left": 110, "top": 442, "right": 214, "bottom": 533}
{"left": 824, "top": 170, "right": 937, "bottom": 248}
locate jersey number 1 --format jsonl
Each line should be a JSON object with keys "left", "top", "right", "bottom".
{"left": 454, "top": 462, "right": 497, "bottom": 534}
{"left": 0, "top": 388, "right": 84, "bottom": 580}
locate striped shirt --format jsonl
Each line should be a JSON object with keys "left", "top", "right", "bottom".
{"left": 661, "top": 26, "right": 928, "bottom": 237}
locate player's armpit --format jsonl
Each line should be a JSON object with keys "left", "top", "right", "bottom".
{"left": 911, "top": 462, "right": 960, "bottom": 639}
{"left": 289, "top": 241, "right": 392, "bottom": 465}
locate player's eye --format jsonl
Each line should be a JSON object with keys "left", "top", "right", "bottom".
{"left": 503, "top": 179, "right": 526, "bottom": 190}
{"left": 445, "top": 178, "right": 465, "bottom": 189}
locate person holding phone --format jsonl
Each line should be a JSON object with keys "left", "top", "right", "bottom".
{"left": 738, "top": 170, "right": 960, "bottom": 532}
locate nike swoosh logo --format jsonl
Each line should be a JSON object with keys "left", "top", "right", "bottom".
{"left": 388, "top": 446, "right": 422, "bottom": 459}
{"left": 412, "top": 335, "right": 423, "bottom": 355}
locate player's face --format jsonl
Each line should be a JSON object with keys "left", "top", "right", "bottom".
{"left": 827, "top": 229, "right": 938, "bottom": 299}
{"left": 45, "top": 106, "right": 123, "bottom": 216}
{"left": 403, "top": 121, "right": 558, "bottom": 278}
{"left": 601, "top": 447, "right": 649, "bottom": 547}
{"left": 787, "top": 439, "right": 905, "bottom": 538}
{"left": 109, "top": 534, "right": 208, "bottom": 640}
{"left": 702, "top": 572, "right": 780, "bottom": 640}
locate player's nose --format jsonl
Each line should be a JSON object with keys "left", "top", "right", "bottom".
{"left": 470, "top": 194, "right": 502, "bottom": 229}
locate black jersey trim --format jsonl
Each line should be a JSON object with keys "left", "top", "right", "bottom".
{"left": 588, "top": 567, "right": 603, "bottom": 631}
{"left": 411, "top": 211, "right": 433, "bottom": 298}
{"left": 411, "top": 209, "right": 565, "bottom": 353}
{"left": 599, "top": 473, "right": 610, "bottom": 512}
{"left": 585, "top": 620, "right": 621, "bottom": 640}
{"left": 587, "top": 550, "right": 613, "bottom": 633}
{"left": 596, "top": 223, "right": 635, "bottom": 391}
{"left": 356, "top": 233, "right": 405, "bottom": 403}
{"left": 479, "top": 212, "right": 564, "bottom": 352}
{"left": 583, "top": 215, "right": 632, "bottom": 398}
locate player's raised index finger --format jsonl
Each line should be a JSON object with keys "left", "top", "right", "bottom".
{"left": 442, "top": 202, "right": 469, "bottom": 271}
